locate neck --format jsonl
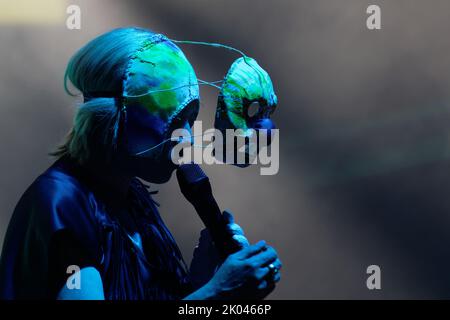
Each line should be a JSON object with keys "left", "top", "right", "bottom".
{"left": 82, "top": 157, "right": 133, "bottom": 203}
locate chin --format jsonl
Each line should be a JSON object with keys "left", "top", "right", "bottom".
{"left": 147, "top": 170, "right": 174, "bottom": 184}
{"left": 138, "top": 163, "right": 177, "bottom": 184}
{"left": 131, "top": 152, "right": 179, "bottom": 184}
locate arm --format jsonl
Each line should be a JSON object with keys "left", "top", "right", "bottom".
{"left": 57, "top": 267, "right": 105, "bottom": 300}
{"left": 56, "top": 242, "right": 281, "bottom": 300}
{"left": 183, "top": 282, "right": 218, "bottom": 300}
{"left": 56, "top": 265, "right": 215, "bottom": 300}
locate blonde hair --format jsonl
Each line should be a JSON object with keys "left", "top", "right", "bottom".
{"left": 52, "top": 98, "right": 120, "bottom": 163}
{"left": 53, "top": 27, "right": 155, "bottom": 164}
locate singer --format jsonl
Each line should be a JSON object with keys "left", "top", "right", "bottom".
{"left": 0, "top": 27, "right": 281, "bottom": 300}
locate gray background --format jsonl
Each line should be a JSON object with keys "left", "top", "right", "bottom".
{"left": 2, "top": 0, "right": 450, "bottom": 299}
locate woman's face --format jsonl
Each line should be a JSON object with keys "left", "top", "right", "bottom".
{"left": 126, "top": 100, "right": 199, "bottom": 184}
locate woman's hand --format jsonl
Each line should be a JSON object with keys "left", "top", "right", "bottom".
{"left": 204, "top": 240, "right": 282, "bottom": 300}
{"left": 186, "top": 210, "right": 282, "bottom": 300}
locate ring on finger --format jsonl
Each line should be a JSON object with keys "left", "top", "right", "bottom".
{"left": 267, "top": 263, "right": 279, "bottom": 275}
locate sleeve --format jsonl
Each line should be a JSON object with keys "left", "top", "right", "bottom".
{"left": 47, "top": 229, "right": 100, "bottom": 298}
{"left": 24, "top": 174, "right": 103, "bottom": 298}
{"left": 189, "top": 228, "right": 220, "bottom": 290}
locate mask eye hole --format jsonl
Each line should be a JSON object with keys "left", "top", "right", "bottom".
{"left": 168, "top": 99, "right": 199, "bottom": 132}
{"left": 246, "top": 101, "right": 261, "bottom": 118}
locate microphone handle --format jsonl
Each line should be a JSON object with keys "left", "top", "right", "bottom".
{"left": 188, "top": 181, "right": 242, "bottom": 259}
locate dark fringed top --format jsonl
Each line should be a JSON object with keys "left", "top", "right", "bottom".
{"left": 0, "top": 156, "right": 192, "bottom": 300}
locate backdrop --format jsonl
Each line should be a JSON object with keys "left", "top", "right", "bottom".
{"left": 1, "top": 0, "right": 450, "bottom": 299}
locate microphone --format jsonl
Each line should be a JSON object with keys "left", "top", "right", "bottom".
{"left": 176, "top": 163, "right": 242, "bottom": 258}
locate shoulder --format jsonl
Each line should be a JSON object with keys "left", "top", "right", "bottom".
{"left": 27, "top": 160, "right": 97, "bottom": 229}
{"left": 14, "top": 158, "right": 103, "bottom": 249}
